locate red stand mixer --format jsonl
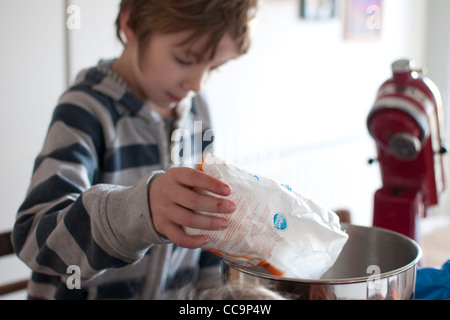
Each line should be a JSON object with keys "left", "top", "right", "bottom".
{"left": 367, "top": 59, "right": 447, "bottom": 241}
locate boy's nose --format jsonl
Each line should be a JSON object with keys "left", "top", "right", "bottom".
{"left": 182, "top": 70, "right": 207, "bottom": 94}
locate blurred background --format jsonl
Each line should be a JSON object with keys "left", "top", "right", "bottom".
{"left": 1, "top": 0, "right": 449, "bottom": 298}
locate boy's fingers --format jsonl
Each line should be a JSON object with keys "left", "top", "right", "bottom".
{"left": 172, "top": 206, "right": 230, "bottom": 231}
{"left": 174, "top": 168, "right": 231, "bottom": 196}
{"left": 164, "top": 223, "right": 210, "bottom": 249}
{"left": 172, "top": 184, "right": 235, "bottom": 214}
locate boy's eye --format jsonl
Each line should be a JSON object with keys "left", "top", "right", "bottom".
{"left": 175, "top": 57, "right": 192, "bottom": 66}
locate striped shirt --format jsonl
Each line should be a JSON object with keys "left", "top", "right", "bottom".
{"left": 12, "top": 60, "right": 221, "bottom": 299}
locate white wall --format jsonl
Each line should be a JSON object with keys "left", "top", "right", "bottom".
{"left": 66, "top": 0, "right": 122, "bottom": 83}
{"left": 424, "top": 0, "right": 450, "bottom": 219}
{"left": 0, "top": 0, "right": 66, "bottom": 299}
{"left": 0, "top": 1, "right": 66, "bottom": 232}
{"left": 205, "top": 0, "right": 430, "bottom": 226}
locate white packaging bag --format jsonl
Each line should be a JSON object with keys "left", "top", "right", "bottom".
{"left": 185, "top": 153, "right": 349, "bottom": 279}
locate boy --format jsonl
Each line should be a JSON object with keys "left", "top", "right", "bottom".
{"left": 13, "top": 0, "right": 258, "bottom": 299}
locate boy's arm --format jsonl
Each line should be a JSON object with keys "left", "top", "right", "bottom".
{"left": 12, "top": 102, "right": 167, "bottom": 280}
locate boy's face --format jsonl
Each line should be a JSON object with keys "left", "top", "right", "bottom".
{"left": 130, "top": 31, "right": 239, "bottom": 114}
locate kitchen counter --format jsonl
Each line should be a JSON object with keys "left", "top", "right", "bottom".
{"left": 421, "top": 216, "right": 450, "bottom": 267}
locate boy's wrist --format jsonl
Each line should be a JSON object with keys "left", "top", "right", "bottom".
{"left": 101, "top": 171, "right": 170, "bottom": 261}
{"left": 147, "top": 171, "right": 172, "bottom": 244}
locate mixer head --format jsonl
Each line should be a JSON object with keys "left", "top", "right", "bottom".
{"left": 367, "top": 59, "right": 446, "bottom": 209}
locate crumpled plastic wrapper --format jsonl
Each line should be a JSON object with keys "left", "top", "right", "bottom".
{"left": 185, "top": 153, "right": 349, "bottom": 279}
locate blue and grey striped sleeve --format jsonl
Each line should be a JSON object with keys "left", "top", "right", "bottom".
{"left": 12, "top": 90, "right": 166, "bottom": 281}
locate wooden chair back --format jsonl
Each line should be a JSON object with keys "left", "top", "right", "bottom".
{"left": 0, "top": 231, "right": 28, "bottom": 297}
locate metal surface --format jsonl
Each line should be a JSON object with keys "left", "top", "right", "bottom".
{"left": 389, "top": 133, "right": 422, "bottom": 160}
{"left": 391, "top": 59, "right": 413, "bottom": 73}
{"left": 222, "top": 224, "right": 422, "bottom": 300}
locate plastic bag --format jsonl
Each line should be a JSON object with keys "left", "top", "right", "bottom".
{"left": 185, "top": 153, "right": 349, "bottom": 279}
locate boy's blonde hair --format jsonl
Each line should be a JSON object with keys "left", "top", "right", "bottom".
{"left": 116, "top": 0, "right": 258, "bottom": 62}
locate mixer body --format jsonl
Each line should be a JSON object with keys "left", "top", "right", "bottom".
{"left": 367, "top": 59, "right": 446, "bottom": 240}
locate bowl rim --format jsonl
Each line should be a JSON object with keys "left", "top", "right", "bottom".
{"left": 222, "top": 224, "right": 423, "bottom": 285}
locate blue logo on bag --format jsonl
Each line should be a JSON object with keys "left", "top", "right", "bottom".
{"left": 273, "top": 213, "right": 288, "bottom": 231}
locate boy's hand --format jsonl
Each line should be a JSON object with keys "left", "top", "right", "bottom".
{"left": 148, "top": 167, "right": 236, "bottom": 248}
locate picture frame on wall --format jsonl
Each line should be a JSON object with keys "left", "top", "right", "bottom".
{"left": 343, "top": 0, "right": 382, "bottom": 40}
{"left": 300, "top": 0, "right": 336, "bottom": 20}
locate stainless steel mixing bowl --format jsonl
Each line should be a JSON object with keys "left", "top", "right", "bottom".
{"left": 222, "top": 224, "right": 422, "bottom": 300}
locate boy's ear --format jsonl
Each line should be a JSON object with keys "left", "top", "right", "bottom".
{"left": 119, "top": 10, "right": 138, "bottom": 45}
